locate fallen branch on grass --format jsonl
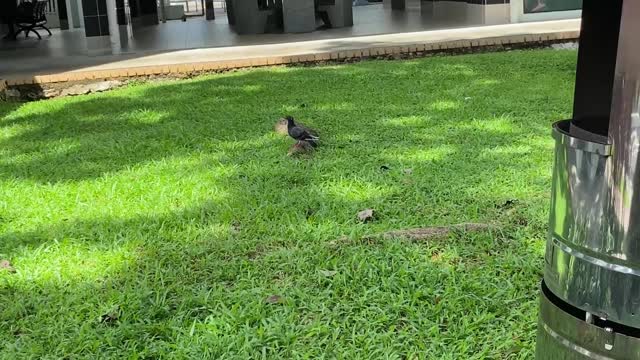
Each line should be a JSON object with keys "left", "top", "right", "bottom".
{"left": 332, "top": 223, "right": 496, "bottom": 246}
{"left": 369, "top": 223, "right": 495, "bottom": 241}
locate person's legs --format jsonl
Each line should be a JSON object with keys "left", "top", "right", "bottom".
{"left": 2, "top": 20, "right": 16, "bottom": 40}
{"left": 2, "top": 0, "right": 18, "bottom": 40}
{"left": 314, "top": 0, "right": 332, "bottom": 29}
{"left": 318, "top": 11, "right": 331, "bottom": 28}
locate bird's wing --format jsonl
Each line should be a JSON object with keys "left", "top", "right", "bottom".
{"left": 302, "top": 125, "right": 318, "bottom": 137}
{"left": 303, "top": 130, "right": 319, "bottom": 140}
{"left": 290, "top": 126, "right": 319, "bottom": 141}
{"left": 289, "top": 126, "right": 306, "bottom": 139}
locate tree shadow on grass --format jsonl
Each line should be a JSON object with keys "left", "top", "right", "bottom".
{"left": 0, "top": 50, "right": 573, "bottom": 183}
{"left": 0, "top": 117, "right": 551, "bottom": 356}
{"left": 0, "top": 197, "right": 542, "bottom": 358}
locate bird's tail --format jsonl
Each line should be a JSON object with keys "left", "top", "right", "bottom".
{"left": 307, "top": 137, "right": 320, "bottom": 147}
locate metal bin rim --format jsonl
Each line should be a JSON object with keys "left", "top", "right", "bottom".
{"left": 552, "top": 120, "right": 612, "bottom": 156}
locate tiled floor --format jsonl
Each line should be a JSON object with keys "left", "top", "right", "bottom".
{"left": 0, "top": 4, "right": 474, "bottom": 76}
{"left": 125, "top": 4, "right": 460, "bottom": 52}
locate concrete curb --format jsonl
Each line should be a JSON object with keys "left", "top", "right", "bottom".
{"left": 0, "top": 79, "right": 7, "bottom": 101}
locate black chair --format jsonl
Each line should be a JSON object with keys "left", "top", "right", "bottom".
{"left": 15, "top": 0, "right": 52, "bottom": 39}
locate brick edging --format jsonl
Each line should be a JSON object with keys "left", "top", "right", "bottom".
{"left": 3, "top": 30, "right": 579, "bottom": 87}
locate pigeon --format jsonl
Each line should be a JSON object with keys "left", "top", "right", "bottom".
{"left": 286, "top": 116, "right": 319, "bottom": 145}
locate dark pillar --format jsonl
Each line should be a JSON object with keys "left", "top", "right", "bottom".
{"left": 390, "top": 0, "right": 405, "bottom": 10}
{"left": 225, "top": 0, "right": 235, "bottom": 25}
{"left": 57, "top": 0, "right": 70, "bottom": 30}
{"left": 570, "top": 0, "right": 623, "bottom": 137}
{"left": 205, "top": 0, "right": 215, "bottom": 19}
{"left": 1, "top": 0, "right": 18, "bottom": 38}
{"left": 130, "top": 0, "right": 158, "bottom": 26}
{"left": 138, "top": 0, "right": 159, "bottom": 25}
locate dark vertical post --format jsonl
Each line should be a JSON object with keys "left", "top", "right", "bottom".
{"left": 138, "top": 0, "right": 159, "bottom": 25}
{"left": 57, "top": 0, "right": 69, "bottom": 29}
{"left": 205, "top": 0, "right": 215, "bottom": 20}
{"left": 390, "top": 0, "right": 405, "bottom": 10}
{"left": 570, "top": 0, "right": 622, "bottom": 136}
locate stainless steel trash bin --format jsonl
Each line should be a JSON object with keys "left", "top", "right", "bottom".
{"left": 535, "top": 1, "right": 640, "bottom": 358}
{"left": 536, "top": 120, "right": 640, "bottom": 359}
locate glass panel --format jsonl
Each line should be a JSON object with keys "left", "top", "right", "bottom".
{"left": 523, "top": 0, "right": 582, "bottom": 13}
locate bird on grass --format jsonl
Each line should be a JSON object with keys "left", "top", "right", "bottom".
{"left": 286, "top": 116, "right": 319, "bottom": 146}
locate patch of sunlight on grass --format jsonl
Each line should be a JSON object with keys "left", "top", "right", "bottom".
{"left": 0, "top": 102, "right": 65, "bottom": 122}
{"left": 216, "top": 134, "right": 279, "bottom": 151}
{"left": 314, "top": 102, "right": 356, "bottom": 111}
{"left": 2, "top": 139, "right": 80, "bottom": 164}
{"left": 4, "top": 242, "right": 136, "bottom": 285}
{"left": 429, "top": 100, "right": 460, "bottom": 111}
{"left": 436, "top": 63, "right": 477, "bottom": 76}
{"left": 428, "top": 247, "right": 461, "bottom": 268}
{"left": 318, "top": 179, "right": 396, "bottom": 202}
{"left": 384, "top": 145, "right": 456, "bottom": 163}
{"left": 123, "top": 108, "right": 167, "bottom": 124}
{"left": 281, "top": 104, "right": 303, "bottom": 113}
{"left": 0, "top": 122, "right": 38, "bottom": 140}
{"left": 242, "top": 84, "right": 263, "bottom": 93}
{"left": 460, "top": 117, "right": 516, "bottom": 134}
{"left": 527, "top": 136, "right": 555, "bottom": 150}
{"left": 309, "top": 65, "right": 369, "bottom": 75}
{"left": 384, "top": 115, "right": 432, "bottom": 127}
{"left": 1, "top": 155, "right": 232, "bottom": 232}
{"left": 475, "top": 79, "right": 500, "bottom": 86}
{"left": 400, "top": 60, "right": 420, "bottom": 66}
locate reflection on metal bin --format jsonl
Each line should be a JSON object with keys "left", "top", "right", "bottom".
{"left": 545, "top": 120, "right": 640, "bottom": 329}
{"left": 537, "top": 119, "right": 640, "bottom": 359}
{"left": 536, "top": 1, "right": 640, "bottom": 358}
{"left": 537, "top": 281, "right": 640, "bottom": 360}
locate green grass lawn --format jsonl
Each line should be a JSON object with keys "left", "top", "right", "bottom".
{"left": 0, "top": 49, "right": 576, "bottom": 359}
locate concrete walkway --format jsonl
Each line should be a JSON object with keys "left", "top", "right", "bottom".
{"left": 2, "top": 19, "right": 580, "bottom": 86}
